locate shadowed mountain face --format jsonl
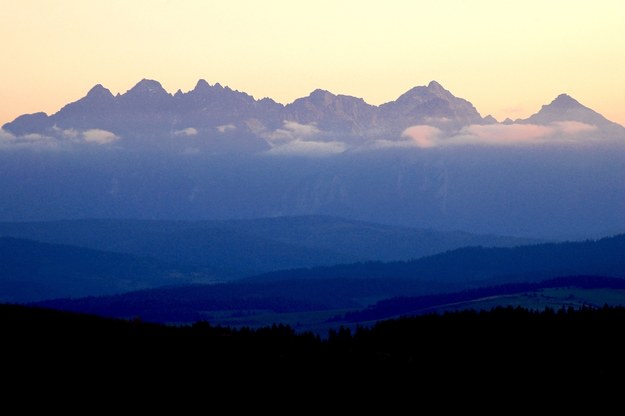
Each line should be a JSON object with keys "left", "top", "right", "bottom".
{"left": 378, "top": 81, "right": 484, "bottom": 133}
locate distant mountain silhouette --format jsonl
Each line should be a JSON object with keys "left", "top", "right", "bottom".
{"left": 9, "top": 79, "right": 597, "bottom": 146}
{"left": 6, "top": 79, "right": 623, "bottom": 145}
{"left": 283, "top": 89, "right": 377, "bottom": 134}
{"left": 519, "top": 93, "right": 625, "bottom": 137}
{"left": 378, "top": 80, "right": 484, "bottom": 133}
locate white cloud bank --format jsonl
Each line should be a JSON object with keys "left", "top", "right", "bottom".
{"left": 82, "top": 129, "right": 120, "bottom": 144}
{"left": 401, "top": 125, "right": 443, "bottom": 148}
{"left": 398, "top": 121, "right": 599, "bottom": 148}
{"left": 264, "top": 120, "right": 321, "bottom": 144}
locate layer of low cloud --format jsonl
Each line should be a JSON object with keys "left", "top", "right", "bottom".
{"left": 0, "top": 118, "right": 606, "bottom": 154}
{"left": 551, "top": 121, "right": 597, "bottom": 135}
{"left": 0, "top": 128, "right": 58, "bottom": 149}
{"left": 461, "top": 124, "right": 554, "bottom": 144}
{"left": 398, "top": 121, "right": 599, "bottom": 148}
{"left": 0, "top": 128, "right": 16, "bottom": 142}
{"left": 82, "top": 129, "right": 120, "bottom": 144}
{"left": 458, "top": 121, "right": 598, "bottom": 146}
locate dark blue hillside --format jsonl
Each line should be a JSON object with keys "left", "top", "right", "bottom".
{"left": 0, "top": 237, "right": 196, "bottom": 302}
{"left": 251, "top": 234, "right": 625, "bottom": 285}
{"left": 34, "top": 235, "right": 625, "bottom": 325}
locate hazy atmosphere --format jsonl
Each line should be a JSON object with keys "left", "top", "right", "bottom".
{"left": 3, "top": 0, "right": 625, "bottom": 387}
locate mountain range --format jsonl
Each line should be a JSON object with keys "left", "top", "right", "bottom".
{"left": 4, "top": 79, "right": 624, "bottom": 153}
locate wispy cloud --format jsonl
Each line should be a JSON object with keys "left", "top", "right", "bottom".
{"left": 551, "top": 121, "right": 597, "bottom": 135}
{"left": 454, "top": 121, "right": 599, "bottom": 146}
{"left": 461, "top": 124, "right": 554, "bottom": 144}
{"left": 0, "top": 129, "right": 57, "bottom": 149}
{"left": 216, "top": 124, "right": 236, "bottom": 133}
{"left": 22, "top": 133, "right": 53, "bottom": 142}
{"left": 61, "top": 128, "right": 80, "bottom": 139}
{"left": 397, "top": 121, "right": 600, "bottom": 148}
{"left": 265, "top": 120, "right": 321, "bottom": 144}
{"left": 82, "top": 129, "right": 120, "bottom": 144}
{"left": 52, "top": 125, "right": 79, "bottom": 139}
{"left": 173, "top": 127, "right": 198, "bottom": 137}
{"left": 401, "top": 125, "right": 443, "bottom": 148}
{"left": 0, "top": 128, "right": 16, "bottom": 142}
{"left": 266, "top": 139, "right": 347, "bottom": 156}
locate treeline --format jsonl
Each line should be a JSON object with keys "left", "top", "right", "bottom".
{"left": 3, "top": 303, "right": 625, "bottom": 385}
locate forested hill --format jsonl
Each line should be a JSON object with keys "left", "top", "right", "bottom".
{"left": 0, "top": 237, "right": 189, "bottom": 302}
{"left": 250, "top": 234, "right": 625, "bottom": 285}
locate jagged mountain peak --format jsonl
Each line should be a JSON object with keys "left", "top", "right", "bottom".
{"left": 86, "top": 84, "right": 114, "bottom": 99}
{"left": 194, "top": 79, "right": 210, "bottom": 90}
{"left": 309, "top": 89, "right": 335, "bottom": 99}
{"left": 517, "top": 93, "right": 625, "bottom": 136}
{"left": 482, "top": 114, "right": 498, "bottom": 124}
{"left": 125, "top": 79, "right": 169, "bottom": 96}
{"left": 549, "top": 93, "right": 583, "bottom": 109}
{"left": 380, "top": 81, "right": 484, "bottom": 128}
{"left": 426, "top": 80, "right": 449, "bottom": 95}
{"left": 397, "top": 80, "right": 454, "bottom": 102}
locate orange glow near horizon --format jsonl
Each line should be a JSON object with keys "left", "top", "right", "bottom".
{"left": 2, "top": 0, "right": 625, "bottom": 126}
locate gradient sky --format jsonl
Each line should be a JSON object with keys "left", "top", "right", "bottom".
{"left": 2, "top": 0, "right": 624, "bottom": 126}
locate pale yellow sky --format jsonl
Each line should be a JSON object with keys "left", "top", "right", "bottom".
{"left": 2, "top": 0, "right": 624, "bottom": 126}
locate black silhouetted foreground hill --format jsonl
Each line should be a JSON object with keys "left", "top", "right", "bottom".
{"left": 3, "top": 303, "right": 625, "bottom": 387}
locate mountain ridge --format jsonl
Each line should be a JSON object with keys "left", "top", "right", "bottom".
{"left": 7, "top": 79, "right": 620, "bottom": 143}
{"left": 0, "top": 216, "right": 537, "bottom": 285}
